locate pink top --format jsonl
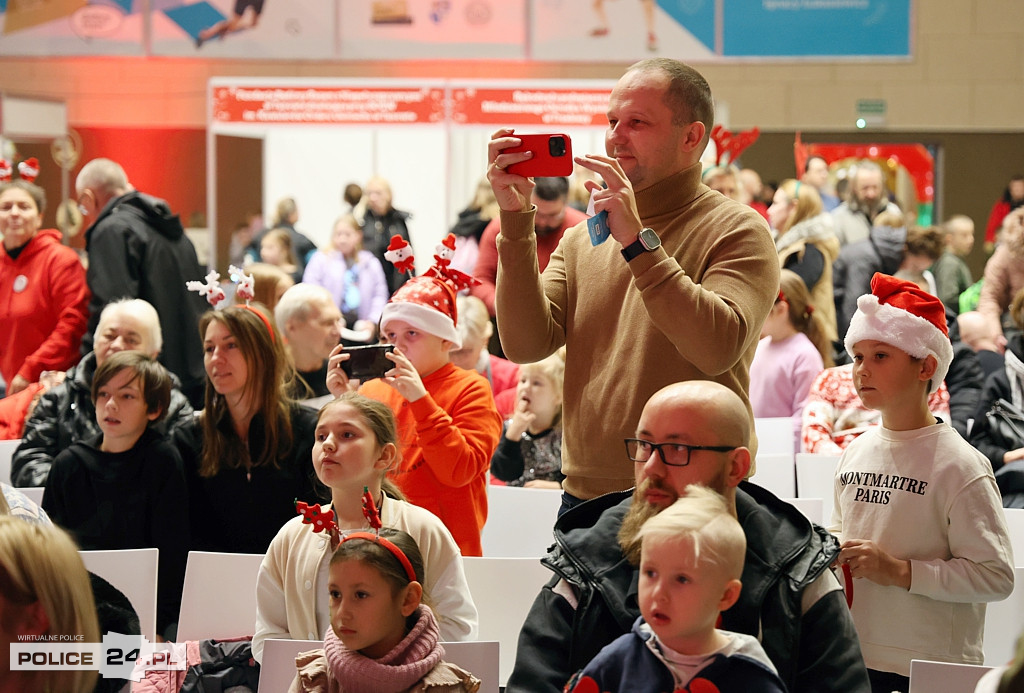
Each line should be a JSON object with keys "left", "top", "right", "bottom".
{"left": 749, "top": 334, "right": 824, "bottom": 453}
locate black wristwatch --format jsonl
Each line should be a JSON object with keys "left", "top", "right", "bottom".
{"left": 621, "top": 227, "right": 661, "bottom": 262}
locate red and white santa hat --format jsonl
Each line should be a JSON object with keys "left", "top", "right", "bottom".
{"left": 380, "top": 276, "right": 462, "bottom": 348}
{"left": 844, "top": 272, "right": 953, "bottom": 393}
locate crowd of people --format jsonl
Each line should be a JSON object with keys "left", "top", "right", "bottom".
{"left": 1, "top": 57, "right": 1022, "bottom": 693}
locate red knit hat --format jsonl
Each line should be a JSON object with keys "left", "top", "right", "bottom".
{"left": 380, "top": 276, "right": 461, "bottom": 348}
{"left": 844, "top": 273, "right": 953, "bottom": 393}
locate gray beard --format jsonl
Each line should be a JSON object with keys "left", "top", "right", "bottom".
{"left": 847, "top": 195, "right": 888, "bottom": 219}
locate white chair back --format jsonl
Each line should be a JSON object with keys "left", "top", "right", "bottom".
{"left": 257, "top": 638, "right": 500, "bottom": 693}
{"left": 751, "top": 453, "right": 795, "bottom": 498}
{"left": 441, "top": 640, "right": 500, "bottom": 693}
{"left": 176, "top": 551, "right": 264, "bottom": 642}
{"left": 481, "top": 485, "right": 561, "bottom": 558}
{"left": 908, "top": 659, "right": 993, "bottom": 693}
{"left": 754, "top": 417, "right": 795, "bottom": 456}
{"left": 18, "top": 486, "right": 44, "bottom": 506}
{"left": 0, "top": 439, "right": 20, "bottom": 485}
{"left": 462, "top": 556, "right": 551, "bottom": 687}
{"left": 80, "top": 548, "right": 159, "bottom": 641}
{"left": 795, "top": 452, "right": 841, "bottom": 525}
{"left": 984, "top": 565, "right": 1024, "bottom": 666}
{"left": 1003, "top": 508, "right": 1024, "bottom": 564}
{"left": 781, "top": 497, "right": 824, "bottom": 526}
{"left": 258, "top": 638, "right": 319, "bottom": 693}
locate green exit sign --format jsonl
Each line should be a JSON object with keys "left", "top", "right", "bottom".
{"left": 855, "top": 99, "right": 887, "bottom": 128}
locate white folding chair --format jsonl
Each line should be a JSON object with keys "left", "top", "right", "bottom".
{"left": 80, "top": 548, "right": 159, "bottom": 641}
{"left": 908, "top": 659, "right": 993, "bottom": 693}
{"left": 1003, "top": 508, "right": 1024, "bottom": 565}
{"left": 462, "top": 556, "right": 551, "bottom": 687}
{"left": 258, "top": 638, "right": 319, "bottom": 693}
{"left": 751, "top": 453, "right": 795, "bottom": 498}
{"left": 481, "top": 485, "right": 561, "bottom": 557}
{"left": 984, "top": 565, "right": 1024, "bottom": 666}
{"left": 18, "top": 486, "right": 44, "bottom": 506}
{"left": 781, "top": 497, "right": 824, "bottom": 525}
{"left": 0, "top": 439, "right": 20, "bottom": 485}
{"left": 754, "top": 417, "right": 795, "bottom": 456}
{"left": 176, "top": 551, "right": 265, "bottom": 642}
{"left": 795, "top": 453, "right": 841, "bottom": 525}
{"left": 441, "top": 641, "right": 500, "bottom": 693}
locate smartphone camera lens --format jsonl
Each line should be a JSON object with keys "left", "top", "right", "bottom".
{"left": 548, "top": 136, "right": 567, "bottom": 157}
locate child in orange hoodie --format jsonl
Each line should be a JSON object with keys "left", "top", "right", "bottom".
{"left": 328, "top": 252, "right": 501, "bottom": 556}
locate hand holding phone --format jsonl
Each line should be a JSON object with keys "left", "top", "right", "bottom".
{"left": 340, "top": 344, "right": 395, "bottom": 381}
{"left": 505, "top": 134, "right": 573, "bottom": 178}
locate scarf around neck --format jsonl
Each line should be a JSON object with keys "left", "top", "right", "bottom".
{"left": 325, "top": 605, "right": 444, "bottom": 693}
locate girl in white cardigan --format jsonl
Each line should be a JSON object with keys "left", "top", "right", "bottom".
{"left": 253, "top": 392, "right": 478, "bottom": 662}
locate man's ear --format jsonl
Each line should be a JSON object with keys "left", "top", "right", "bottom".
{"left": 147, "top": 405, "right": 163, "bottom": 422}
{"left": 726, "top": 447, "right": 751, "bottom": 486}
{"left": 718, "top": 578, "right": 742, "bottom": 612}
{"left": 680, "top": 121, "right": 707, "bottom": 154}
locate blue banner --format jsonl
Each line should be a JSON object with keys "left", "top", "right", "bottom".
{"left": 722, "top": 1, "right": 911, "bottom": 57}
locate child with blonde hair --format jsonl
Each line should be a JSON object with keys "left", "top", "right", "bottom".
{"left": 568, "top": 485, "right": 785, "bottom": 692}
{"left": 490, "top": 350, "right": 565, "bottom": 488}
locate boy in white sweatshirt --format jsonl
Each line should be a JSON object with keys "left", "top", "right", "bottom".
{"left": 831, "top": 272, "right": 1015, "bottom": 693}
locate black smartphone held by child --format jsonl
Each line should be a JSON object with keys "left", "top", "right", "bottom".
{"left": 340, "top": 344, "right": 395, "bottom": 380}
{"left": 506, "top": 133, "right": 573, "bottom": 178}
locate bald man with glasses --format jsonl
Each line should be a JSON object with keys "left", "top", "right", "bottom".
{"left": 506, "top": 380, "right": 870, "bottom": 693}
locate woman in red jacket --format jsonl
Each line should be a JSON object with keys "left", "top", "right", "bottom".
{"left": 0, "top": 178, "right": 89, "bottom": 395}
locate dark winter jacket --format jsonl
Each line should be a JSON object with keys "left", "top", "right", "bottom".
{"left": 504, "top": 483, "right": 870, "bottom": 693}
{"left": 832, "top": 224, "right": 906, "bottom": 340}
{"left": 11, "top": 351, "right": 195, "bottom": 487}
{"left": 82, "top": 191, "right": 207, "bottom": 398}
{"left": 362, "top": 206, "right": 412, "bottom": 293}
{"left": 969, "top": 333, "right": 1024, "bottom": 472}
{"left": 945, "top": 310, "right": 984, "bottom": 440}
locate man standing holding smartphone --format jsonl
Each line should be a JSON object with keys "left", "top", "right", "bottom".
{"left": 487, "top": 58, "right": 779, "bottom": 514}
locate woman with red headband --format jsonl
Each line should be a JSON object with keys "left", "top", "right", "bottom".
{"left": 174, "top": 302, "right": 320, "bottom": 554}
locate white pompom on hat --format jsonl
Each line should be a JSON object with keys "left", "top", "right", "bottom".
{"left": 380, "top": 276, "right": 462, "bottom": 348}
{"left": 844, "top": 272, "right": 953, "bottom": 393}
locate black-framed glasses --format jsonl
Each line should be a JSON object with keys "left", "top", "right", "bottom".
{"left": 624, "top": 438, "right": 737, "bottom": 468}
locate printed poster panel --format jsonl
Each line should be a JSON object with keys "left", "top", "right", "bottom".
{"left": 0, "top": 0, "right": 144, "bottom": 56}
{"left": 210, "top": 83, "right": 447, "bottom": 127}
{"left": 449, "top": 85, "right": 612, "bottom": 127}
{"left": 531, "top": 0, "right": 716, "bottom": 62}
{"left": 722, "top": 1, "right": 911, "bottom": 57}
{"left": 532, "top": 0, "right": 911, "bottom": 61}
{"left": 150, "top": 0, "right": 333, "bottom": 58}
{"left": 339, "top": 0, "right": 525, "bottom": 60}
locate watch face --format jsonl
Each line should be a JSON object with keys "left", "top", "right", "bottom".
{"left": 639, "top": 227, "right": 660, "bottom": 251}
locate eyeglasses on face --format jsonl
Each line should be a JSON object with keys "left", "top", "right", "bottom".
{"left": 623, "top": 438, "right": 737, "bottom": 467}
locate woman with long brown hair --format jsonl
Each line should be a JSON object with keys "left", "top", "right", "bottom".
{"left": 175, "top": 303, "right": 320, "bottom": 553}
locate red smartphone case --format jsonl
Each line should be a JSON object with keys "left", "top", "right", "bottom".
{"left": 505, "top": 133, "right": 573, "bottom": 178}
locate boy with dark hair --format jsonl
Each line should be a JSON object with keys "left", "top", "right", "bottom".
{"left": 833, "top": 273, "right": 1015, "bottom": 693}
{"left": 43, "top": 351, "right": 189, "bottom": 640}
